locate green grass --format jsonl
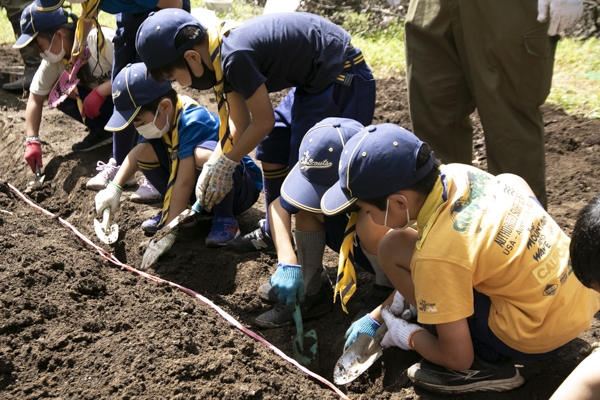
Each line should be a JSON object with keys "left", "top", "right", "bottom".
{"left": 1, "top": 1, "right": 599, "bottom": 118}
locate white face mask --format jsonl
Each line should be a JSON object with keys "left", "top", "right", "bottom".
{"left": 136, "top": 107, "right": 170, "bottom": 139}
{"left": 384, "top": 195, "right": 416, "bottom": 230}
{"left": 39, "top": 34, "right": 66, "bottom": 63}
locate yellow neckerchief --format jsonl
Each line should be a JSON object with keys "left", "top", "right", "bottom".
{"left": 72, "top": 0, "right": 105, "bottom": 60}
{"left": 334, "top": 211, "right": 359, "bottom": 313}
{"left": 415, "top": 171, "right": 450, "bottom": 251}
{"left": 206, "top": 20, "right": 240, "bottom": 153}
{"left": 157, "top": 95, "right": 198, "bottom": 228}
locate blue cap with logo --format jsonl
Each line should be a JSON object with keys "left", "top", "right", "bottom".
{"left": 321, "top": 123, "right": 437, "bottom": 216}
{"left": 14, "top": 3, "right": 67, "bottom": 49}
{"left": 136, "top": 9, "right": 205, "bottom": 70}
{"left": 105, "top": 62, "right": 173, "bottom": 132}
{"left": 280, "top": 118, "right": 365, "bottom": 213}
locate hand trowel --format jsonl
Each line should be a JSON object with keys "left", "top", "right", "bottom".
{"left": 94, "top": 208, "right": 118, "bottom": 244}
{"left": 333, "top": 321, "right": 388, "bottom": 385}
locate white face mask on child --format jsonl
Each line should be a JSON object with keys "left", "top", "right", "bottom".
{"left": 39, "top": 34, "right": 66, "bottom": 63}
{"left": 136, "top": 107, "right": 170, "bottom": 139}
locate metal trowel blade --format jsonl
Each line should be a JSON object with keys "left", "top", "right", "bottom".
{"left": 333, "top": 322, "right": 388, "bottom": 385}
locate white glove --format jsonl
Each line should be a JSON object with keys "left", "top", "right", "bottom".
{"left": 195, "top": 153, "right": 237, "bottom": 211}
{"left": 95, "top": 181, "right": 122, "bottom": 216}
{"left": 537, "top": 0, "right": 583, "bottom": 36}
{"left": 141, "top": 232, "right": 177, "bottom": 270}
{"left": 387, "top": 0, "right": 400, "bottom": 6}
{"left": 380, "top": 307, "right": 425, "bottom": 351}
{"left": 389, "top": 291, "right": 418, "bottom": 321}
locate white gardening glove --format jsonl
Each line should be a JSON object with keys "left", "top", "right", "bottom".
{"left": 380, "top": 307, "right": 425, "bottom": 351}
{"left": 195, "top": 153, "right": 237, "bottom": 211}
{"left": 95, "top": 181, "right": 122, "bottom": 216}
{"left": 389, "top": 291, "right": 418, "bottom": 321}
{"left": 537, "top": 0, "right": 583, "bottom": 36}
{"left": 140, "top": 232, "right": 177, "bottom": 270}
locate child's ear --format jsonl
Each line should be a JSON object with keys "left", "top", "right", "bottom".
{"left": 183, "top": 50, "right": 201, "bottom": 64}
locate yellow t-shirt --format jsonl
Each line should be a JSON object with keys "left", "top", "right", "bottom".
{"left": 412, "top": 164, "right": 600, "bottom": 354}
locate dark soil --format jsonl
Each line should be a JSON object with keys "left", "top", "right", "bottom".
{"left": 1, "top": 23, "right": 600, "bottom": 400}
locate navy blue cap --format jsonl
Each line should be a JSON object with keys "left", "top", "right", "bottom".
{"left": 321, "top": 124, "right": 436, "bottom": 216}
{"left": 14, "top": 3, "right": 67, "bottom": 49}
{"left": 34, "top": 0, "right": 64, "bottom": 12}
{"left": 105, "top": 62, "right": 172, "bottom": 131}
{"left": 280, "top": 118, "right": 364, "bottom": 213}
{"left": 136, "top": 9, "right": 205, "bottom": 70}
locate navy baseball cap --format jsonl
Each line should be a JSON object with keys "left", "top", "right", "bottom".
{"left": 105, "top": 62, "right": 172, "bottom": 131}
{"left": 321, "top": 124, "right": 437, "bottom": 216}
{"left": 136, "top": 9, "right": 205, "bottom": 70}
{"left": 281, "top": 118, "right": 365, "bottom": 213}
{"left": 13, "top": 3, "right": 67, "bottom": 49}
{"left": 34, "top": 0, "right": 64, "bottom": 12}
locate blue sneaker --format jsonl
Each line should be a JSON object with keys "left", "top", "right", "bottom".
{"left": 141, "top": 213, "right": 162, "bottom": 233}
{"left": 205, "top": 217, "right": 240, "bottom": 248}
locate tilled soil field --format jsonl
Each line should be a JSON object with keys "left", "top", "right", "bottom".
{"left": 1, "top": 40, "right": 600, "bottom": 400}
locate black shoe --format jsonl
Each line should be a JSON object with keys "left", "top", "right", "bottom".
{"left": 407, "top": 356, "right": 525, "bottom": 394}
{"left": 255, "top": 286, "right": 332, "bottom": 329}
{"left": 226, "top": 218, "right": 275, "bottom": 252}
{"left": 72, "top": 128, "right": 113, "bottom": 151}
{"left": 2, "top": 64, "right": 38, "bottom": 93}
{"left": 257, "top": 281, "right": 279, "bottom": 303}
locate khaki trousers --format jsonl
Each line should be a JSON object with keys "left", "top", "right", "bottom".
{"left": 405, "top": 0, "right": 557, "bottom": 207}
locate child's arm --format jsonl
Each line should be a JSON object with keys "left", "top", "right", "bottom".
{"left": 25, "top": 92, "right": 46, "bottom": 139}
{"left": 164, "top": 156, "right": 197, "bottom": 226}
{"left": 269, "top": 198, "right": 296, "bottom": 265}
{"left": 550, "top": 350, "right": 600, "bottom": 400}
{"left": 223, "top": 84, "right": 275, "bottom": 162}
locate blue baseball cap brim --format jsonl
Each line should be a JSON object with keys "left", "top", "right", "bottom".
{"left": 105, "top": 62, "right": 172, "bottom": 131}
{"left": 14, "top": 4, "right": 67, "bottom": 49}
{"left": 281, "top": 165, "right": 328, "bottom": 213}
{"left": 281, "top": 117, "right": 365, "bottom": 212}
{"left": 321, "top": 124, "right": 436, "bottom": 216}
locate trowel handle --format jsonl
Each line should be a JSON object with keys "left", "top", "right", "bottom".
{"left": 191, "top": 200, "right": 202, "bottom": 213}
{"left": 293, "top": 301, "right": 304, "bottom": 335}
{"left": 102, "top": 207, "right": 111, "bottom": 231}
{"left": 34, "top": 162, "right": 42, "bottom": 179}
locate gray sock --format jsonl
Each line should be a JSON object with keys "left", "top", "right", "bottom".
{"left": 295, "top": 230, "right": 326, "bottom": 296}
{"left": 360, "top": 242, "right": 393, "bottom": 288}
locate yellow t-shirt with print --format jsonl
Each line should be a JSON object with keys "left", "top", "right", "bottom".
{"left": 411, "top": 164, "right": 600, "bottom": 354}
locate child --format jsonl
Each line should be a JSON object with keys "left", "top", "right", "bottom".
{"left": 549, "top": 195, "right": 600, "bottom": 400}
{"left": 35, "top": 0, "right": 188, "bottom": 196}
{"left": 254, "top": 118, "right": 396, "bottom": 329}
{"left": 320, "top": 123, "right": 600, "bottom": 394}
{"left": 15, "top": 4, "right": 127, "bottom": 180}
{"left": 135, "top": 9, "right": 376, "bottom": 253}
{"left": 94, "top": 62, "right": 261, "bottom": 247}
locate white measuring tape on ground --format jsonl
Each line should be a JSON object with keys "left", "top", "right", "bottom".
{"left": 7, "top": 182, "right": 350, "bottom": 400}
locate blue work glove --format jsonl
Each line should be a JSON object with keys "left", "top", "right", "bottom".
{"left": 270, "top": 262, "right": 304, "bottom": 309}
{"left": 344, "top": 314, "right": 381, "bottom": 351}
